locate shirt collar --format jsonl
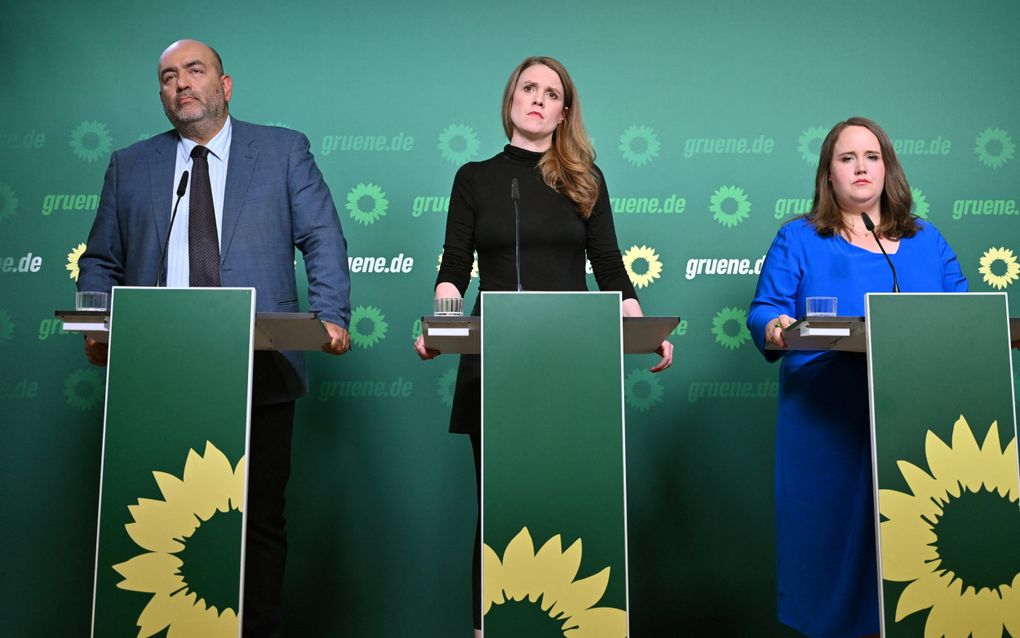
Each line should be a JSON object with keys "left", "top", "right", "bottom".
{"left": 177, "top": 116, "right": 233, "bottom": 163}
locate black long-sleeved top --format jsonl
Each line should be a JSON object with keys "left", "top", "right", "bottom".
{"left": 437, "top": 145, "right": 636, "bottom": 435}
{"left": 436, "top": 145, "right": 637, "bottom": 300}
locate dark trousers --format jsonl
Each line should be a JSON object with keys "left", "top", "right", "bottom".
{"left": 242, "top": 400, "right": 295, "bottom": 638}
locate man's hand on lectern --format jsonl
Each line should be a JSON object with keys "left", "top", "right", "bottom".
{"left": 84, "top": 336, "right": 109, "bottom": 367}
{"left": 322, "top": 321, "right": 350, "bottom": 355}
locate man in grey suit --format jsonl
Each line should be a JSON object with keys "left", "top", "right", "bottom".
{"left": 78, "top": 39, "right": 350, "bottom": 637}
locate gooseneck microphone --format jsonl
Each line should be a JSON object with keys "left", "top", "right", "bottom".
{"left": 510, "top": 177, "right": 523, "bottom": 291}
{"left": 861, "top": 212, "right": 900, "bottom": 292}
{"left": 154, "top": 171, "right": 190, "bottom": 286}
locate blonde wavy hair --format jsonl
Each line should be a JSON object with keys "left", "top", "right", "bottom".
{"left": 501, "top": 56, "right": 599, "bottom": 217}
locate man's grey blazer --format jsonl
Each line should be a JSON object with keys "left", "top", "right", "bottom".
{"left": 79, "top": 118, "right": 351, "bottom": 404}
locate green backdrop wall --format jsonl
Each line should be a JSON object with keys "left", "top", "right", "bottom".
{"left": 1, "top": 1, "right": 1018, "bottom": 636}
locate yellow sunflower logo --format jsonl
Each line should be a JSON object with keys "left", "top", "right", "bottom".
{"left": 978, "top": 247, "right": 1020, "bottom": 290}
{"left": 113, "top": 441, "right": 245, "bottom": 638}
{"left": 483, "top": 527, "right": 626, "bottom": 637}
{"left": 622, "top": 245, "right": 662, "bottom": 289}
{"left": 880, "top": 416, "right": 1020, "bottom": 636}
{"left": 66, "top": 242, "right": 86, "bottom": 281}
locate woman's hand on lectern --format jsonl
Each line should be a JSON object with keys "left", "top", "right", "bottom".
{"left": 414, "top": 335, "right": 440, "bottom": 360}
{"left": 765, "top": 314, "right": 796, "bottom": 349}
{"left": 650, "top": 340, "right": 673, "bottom": 372}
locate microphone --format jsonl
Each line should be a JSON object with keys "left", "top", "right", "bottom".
{"left": 861, "top": 212, "right": 900, "bottom": 292}
{"left": 511, "top": 177, "right": 522, "bottom": 291}
{"left": 154, "top": 171, "right": 190, "bottom": 286}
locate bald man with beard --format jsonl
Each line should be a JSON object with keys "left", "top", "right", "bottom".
{"left": 79, "top": 39, "right": 351, "bottom": 637}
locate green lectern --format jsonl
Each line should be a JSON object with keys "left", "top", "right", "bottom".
{"left": 866, "top": 293, "right": 1019, "bottom": 638}
{"left": 481, "top": 292, "right": 628, "bottom": 637}
{"left": 59, "top": 287, "right": 330, "bottom": 638}
{"left": 91, "top": 287, "right": 254, "bottom": 638}
{"left": 775, "top": 293, "right": 1020, "bottom": 637}
{"left": 421, "top": 292, "right": 674, "bottom": 637}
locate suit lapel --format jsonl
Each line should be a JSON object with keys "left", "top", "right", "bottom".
{"left": 148, "top": 131, "right": 178, "bottom": 246}
{"left": 221, "top": 119, "right": 259, "bottom": 262}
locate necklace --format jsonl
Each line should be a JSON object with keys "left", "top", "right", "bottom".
{"left": 844, "top": 210, "right": 885, "bottom": 234}
{"left": 844, "top": 216, "right": 871, "bottom": 238}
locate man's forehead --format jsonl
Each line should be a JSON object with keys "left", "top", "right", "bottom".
{"left": 159, "top": 41, "right": 213, "bottom": 70}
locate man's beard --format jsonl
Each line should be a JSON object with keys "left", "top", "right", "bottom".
{"left": 163, "top": 95, "right": 227, "bottom": 138}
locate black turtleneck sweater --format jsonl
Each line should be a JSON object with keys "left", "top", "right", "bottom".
{"left": 436, "top": 145, "right": 637, "bottom": 301}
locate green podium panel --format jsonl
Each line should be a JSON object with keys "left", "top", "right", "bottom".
{"left": 481, "top": 292, "right": 628, "bottom": 638}
{"left": 867, "top": 293, "right": 1020, "bottom": 638}
{"left": 92, "top": 288, "right": 255, "bottom": 638}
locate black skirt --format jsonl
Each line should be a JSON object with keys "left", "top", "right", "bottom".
{"left": 448, "top": 353, "right": 480, "bottom": 434}
{"left": 449, "top": 297, "right": 481, "bottom": 434}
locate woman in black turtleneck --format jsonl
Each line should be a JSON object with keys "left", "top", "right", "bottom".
{"left": 414, "top": 56, "right": 673, "bottom": 636}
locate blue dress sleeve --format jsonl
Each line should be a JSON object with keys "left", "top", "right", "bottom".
{"left": 929, "top": 222, "right": 968, "bottom": 292}
{"left": 748, "top": 222, "right": 803, "bottom": 361}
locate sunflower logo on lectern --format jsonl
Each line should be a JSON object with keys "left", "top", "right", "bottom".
{"left": 483, "top": 527, "right": 626, "bottom": 637}
{"left": 113, "top": 441, "right": 245, "bottom": 637}
{"left": 880, "top": 416, "right": 1020, "bottom": 636}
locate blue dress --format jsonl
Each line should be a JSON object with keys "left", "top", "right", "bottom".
{"left": 747, "top": 218, "right": 967, "bottom": 638}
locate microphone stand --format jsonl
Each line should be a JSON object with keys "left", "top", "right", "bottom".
{"left": 861, "top": 212, "right": 900, "bottom": 292}
{"left": 511, "top": 178, "right": 523, "bottom": 291}
{"left": 154, "top": 171, "right": 190, "bottom": 287}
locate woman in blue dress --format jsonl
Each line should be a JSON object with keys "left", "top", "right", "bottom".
{"left": 747, "top": 117, "right": 967, "bottom": 638}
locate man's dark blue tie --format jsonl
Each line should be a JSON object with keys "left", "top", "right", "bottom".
{"left": 189, "top": 145, "right": 220, "bottom": 287}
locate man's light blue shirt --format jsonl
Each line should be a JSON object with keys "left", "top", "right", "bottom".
{"left": 166, "top": 116, "right": 232, "bottom": 287}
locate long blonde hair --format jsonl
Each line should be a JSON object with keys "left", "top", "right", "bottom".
{"left": 501, "top": 56, "right": 599, "bottom": 217}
